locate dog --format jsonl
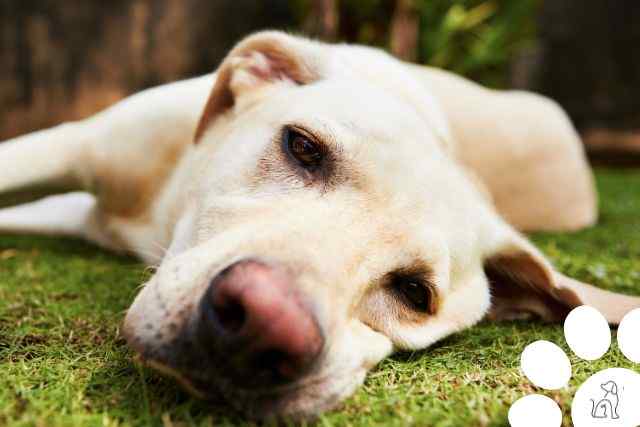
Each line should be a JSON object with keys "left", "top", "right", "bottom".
{"left": 1, "top": 31, "right": 639, "bottom": 419}
{"left": 591, "top": 381, "right": 620, "bottom": 419}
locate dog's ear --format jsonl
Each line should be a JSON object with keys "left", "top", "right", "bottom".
{"left": 194, "top": 31, "right": 323, "bottom": 142}
{"left": 484, "top": 229, "right": 640, "bottom": 324}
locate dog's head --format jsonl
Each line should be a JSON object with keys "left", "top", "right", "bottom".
{"left": 122, "top": 32, "right": 638, "bottom": 419}
{"left": 600, "top": 381, "right": 618, "bottom": 396}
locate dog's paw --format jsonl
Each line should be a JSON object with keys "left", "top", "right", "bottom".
{"left": 508, "top": 307, "right": 640, "bottom": 427}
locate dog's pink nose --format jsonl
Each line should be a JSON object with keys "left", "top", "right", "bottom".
{"left": 200, "top": 259, "right": 323, "bottom": 385}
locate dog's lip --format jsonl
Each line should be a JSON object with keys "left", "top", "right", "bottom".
{"left": 122, "top": 313, "right": 346, "bottom": 400}
{"left": 143, "top": 358, "right": 210, "bottom": 399}
{"left": 137, "top": 355, "right": 359, "bottom": 420}
{"left": 123, "top": 319, "right": 364, "bottom": 418}
{"left": 136, "top": 352, "right": 340, "bottom": 398}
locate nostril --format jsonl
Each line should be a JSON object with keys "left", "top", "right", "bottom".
{"left": 213, "top": 298, "right": 246, "bottom": 333}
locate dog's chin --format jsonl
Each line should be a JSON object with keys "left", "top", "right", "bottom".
{"left": 144, "top": 358, "right": 366, "bottom": 420}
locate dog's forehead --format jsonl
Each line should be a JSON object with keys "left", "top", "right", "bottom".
{"left": 267, "top": 79, "right": 441, "bottom": 150}
{"left": 197, "top": 75, "right": 482, "bottom": 225}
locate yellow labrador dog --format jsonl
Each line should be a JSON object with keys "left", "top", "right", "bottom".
{"left": 1, "top": 31, "right": 638, "bottom": 419}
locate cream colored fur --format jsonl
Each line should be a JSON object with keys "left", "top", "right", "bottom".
{"left": 0, "top": 32, "right": 637, "bottom": 419}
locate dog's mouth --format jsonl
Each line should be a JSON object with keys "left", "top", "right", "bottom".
{"left": 123, "top": 320, "right": 361, "bottom": 419}
{"left": 139, "top": 352, "right": 324, "bottom": 397}
{"left": 132, "top": 351, "right": 362, "bottom": 420}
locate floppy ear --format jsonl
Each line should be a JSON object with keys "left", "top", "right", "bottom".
{"left": 194, "top": 31, "right": 323, "bottom": 142}
{"left": 484, "top": 232, "right": 640, "bottom": 325}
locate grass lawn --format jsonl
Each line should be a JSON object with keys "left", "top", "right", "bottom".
{"left": 1, "top": 168, "right": 639, "bottom": 427}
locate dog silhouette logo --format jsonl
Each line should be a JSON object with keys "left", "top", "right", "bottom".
{"left": 590, "top": 380, "right": 620, "bottom": 420}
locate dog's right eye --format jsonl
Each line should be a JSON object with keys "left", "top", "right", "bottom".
{"left": 283, "top": 127, "right": 324, "bottom": 170}
{"left": 392, "top": 276, "right": 437, "bottom": 315}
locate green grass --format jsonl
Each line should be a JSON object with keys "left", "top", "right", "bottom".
{"left": 1, "top": 168, "right": 639, "bottom": 427}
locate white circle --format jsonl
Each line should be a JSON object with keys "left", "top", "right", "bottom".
{"left": 571, "top": 367, "right": 640, "bottom": 427}
{"left": 508, "top": 394, "right": 562, "bottom": 427}
{"left": 564, "top": 305, "right": 611, "bottom": 360}
{"left": 521, "top": 340, "right": 571, "bottom": 390}
{"left": 618, "top": 308, "right": 640, "bottom": 363}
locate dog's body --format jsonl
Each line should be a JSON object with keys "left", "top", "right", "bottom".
{"left": 1, "top": 32, "right": 638, "bottom": 419}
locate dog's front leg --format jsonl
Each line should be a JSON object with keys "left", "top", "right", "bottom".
{"left": 0, "top": 122, "right": 121, "bottom": 246}
{"left": 0, "top": 192, "right": 95, "bottom": 237}
{"left": 0, "top": 76, "right": 209, "bottom": 256}
{"left": 0, "top": 121, "right": 91, "bottom": 207}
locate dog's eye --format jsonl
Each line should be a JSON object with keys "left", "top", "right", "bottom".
{"left": 393, "top": 277, "right": 435, "bottom": 314}
{"left": 283, "top": 128, "right": 323, "bottom": 169}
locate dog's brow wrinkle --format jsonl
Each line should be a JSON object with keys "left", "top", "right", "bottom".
{"left": 338, "top": 118, "right": 389, "bottom": 143}
{"left": 338, "top": 119, "right": 367, "bottom": 137}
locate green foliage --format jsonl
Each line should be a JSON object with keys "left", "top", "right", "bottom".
{"left": 1, "top": 168, "right": 639, "bottom": 426}
{"left": 292, "top": 0, "right": 539, "bottom": 88}
{"left": 417, "top": 0, "right": 539, "bottom": 87}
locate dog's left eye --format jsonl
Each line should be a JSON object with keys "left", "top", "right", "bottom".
{"left": 283, "top": 128, "right": 323, "bottom": 169}
{"left": 393, "top": 277, "right": 436, "bottom": 315}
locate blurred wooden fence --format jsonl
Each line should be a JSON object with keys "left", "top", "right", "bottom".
{"left": 1, "top": 0, "right": 639, "bottom": 158}
{"left": 0, "top": 0, "right": 292, "bottom": 140}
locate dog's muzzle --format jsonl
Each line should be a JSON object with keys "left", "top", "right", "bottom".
{"left": 125, "top": 258, "right": 325, "bottom": 400}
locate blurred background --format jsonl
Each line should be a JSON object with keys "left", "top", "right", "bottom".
{"left": 1, "top": 0, "right": 639, "bottom": 162}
